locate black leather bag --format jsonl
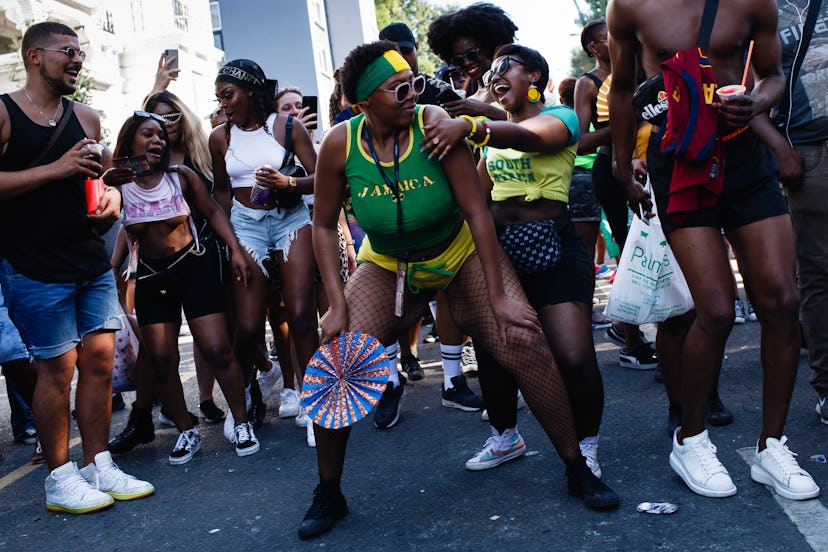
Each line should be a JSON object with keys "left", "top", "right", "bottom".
{"left": 275, "top": 114, "right": 305, "bottom": 209}
{"left": 632, "top": 73, "right": 667, "bottom": 127}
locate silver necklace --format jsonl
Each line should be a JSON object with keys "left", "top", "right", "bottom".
{"left": 22, "top": 88, "right": 62, "bottom": 126}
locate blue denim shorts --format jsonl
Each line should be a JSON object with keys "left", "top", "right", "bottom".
{"left": 0, "top": 259, "right": 122, "bottom": 360}
{"left": 230, "top": 198, "right": 311, "bottom": 278}
{"left": 0, "top": 282, "right": 29, "bottom": 363}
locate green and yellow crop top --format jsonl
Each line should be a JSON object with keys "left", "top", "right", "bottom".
{"left": 344, "top": 105, "right": 460, "bottom": 256}
{"left": 484, "top": 105, "right": 580, "bottom": 203}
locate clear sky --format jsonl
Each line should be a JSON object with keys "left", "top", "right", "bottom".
{"left": 445, "top": 0, "right": 584, "bottom": 88}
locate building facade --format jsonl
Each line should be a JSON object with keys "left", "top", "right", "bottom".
{"left": 213, "top": 0, "right": 378, "bottom": 132}
{"left": 0, "top": 0, "right": 223, "bottom": 143}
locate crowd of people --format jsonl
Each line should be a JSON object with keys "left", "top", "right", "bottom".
{"left": 0, "top": 0, "right": 825, "bottom": 539}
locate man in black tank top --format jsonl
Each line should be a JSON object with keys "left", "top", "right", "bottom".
{"left": 0, "top": 22, "right": 154, "bottom": 514}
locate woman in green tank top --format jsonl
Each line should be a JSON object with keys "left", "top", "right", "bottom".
{"left": 298, "top": 41, "right": 617, "bottom": 540}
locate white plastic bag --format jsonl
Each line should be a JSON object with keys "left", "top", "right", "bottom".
{"left": 112, "top": 312, "right": 139, "bottom": 393}
{"left": 604, "top": 182, "right": 693, "bottom": 324}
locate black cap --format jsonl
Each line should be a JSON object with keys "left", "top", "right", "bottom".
{"left": 379, "top": 22, "right": 416, "bottom": 50}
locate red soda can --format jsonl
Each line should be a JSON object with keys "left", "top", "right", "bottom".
{"left": 85, "top": 178, "right": 105, "bottom": 214}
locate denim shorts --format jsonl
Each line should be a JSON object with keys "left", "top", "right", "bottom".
{"left": 0, "top": 282, "right": 29, "bottom": 363}
{"left": 568, "top": 167, "right": 602, "bottom": 222}
{"left": 0, "top": 259, "right": 122, "bottom": 360}
{"left": 230, "top": 198, "right": 311, "bottom": 278}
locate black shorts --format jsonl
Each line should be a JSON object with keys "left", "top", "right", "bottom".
{"left": 648, "top": 128, "right": 789, "bottom": 235}
{"left": 135, "top": 241, "right": 226, "bottom": 326}
{"left": 513, "top": 211, "right": 595, "bottom": 309}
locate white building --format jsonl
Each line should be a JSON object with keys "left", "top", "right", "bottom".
{"left": 0, "top": 0, "right": 223, "bottom": 144}
{"left": 213, "top": 0, "right": 378, "bottom": 132}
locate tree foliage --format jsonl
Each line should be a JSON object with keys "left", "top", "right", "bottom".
{"left": 569, "top": 0, "right": 608, "bottom": 76}
{"left": 374, "top": 0, "right": 456, "bottom": 76}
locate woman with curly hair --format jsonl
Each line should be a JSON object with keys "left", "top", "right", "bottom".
{"left": 426, "top": 2, "right": 514, "bottom": 120}
{"left": 424, "top": 42, "right": 613, "bottom": 482}
{"left": 210, "top": 59, "right": 319, "bottom": 446}
{"left": 297, "top": 40, "right": 618, "bottom": 539}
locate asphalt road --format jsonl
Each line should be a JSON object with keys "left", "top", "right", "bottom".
{"left": 0, "top": 280, "right": 826, "bottom": 551}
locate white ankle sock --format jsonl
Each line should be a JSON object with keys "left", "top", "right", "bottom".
{"left": 384, "top": 342, "right": 400, "bottom": 386}
{"left": 440, "top": 343, "right": 462, "bottom": 388}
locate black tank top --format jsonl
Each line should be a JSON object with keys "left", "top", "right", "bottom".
{"left": 0, "top": 94, "right": 109, "bottom": 282}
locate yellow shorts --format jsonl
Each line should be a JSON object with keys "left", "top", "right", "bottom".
{"left": 357, "top": 222, "right": 475, "bottom": 292}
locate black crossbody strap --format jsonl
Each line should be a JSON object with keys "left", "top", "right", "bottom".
{"left": 25, "top": 99, "right": 75, "bottom": 169}
{"left": 697, "top": 0, "right": 719, "bottom": 51}
{"left": 777, "top": 0, "right": 823, "bottom": 123}
{"left": 280, "top": 114, "right": 295, "bottom": 169}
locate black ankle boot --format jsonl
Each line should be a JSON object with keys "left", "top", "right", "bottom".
{"left": 297, "top": 482, "right": 349, "bottom": 539}
{"left": 108, "top": 404, "right": 155, "bottom": 454}
{"left": 706, "top": 391, "right": 734, "bottom": 426}
{"left": 565, "top": 456, "right": 620, "bottom": 510}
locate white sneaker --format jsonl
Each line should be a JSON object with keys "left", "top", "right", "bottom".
{"left": 80, "top": 451, "right": 154, "bottom": 500}
{"left": 669, "top": 428, "right": 736, "bottom": 497}
{"left": 223, "top": 385, "right": 254, "bottom": 442}
{"left": 750, "top": 436, "right": 820, "bottom": 500}
{"left": 295, "top": 411, "right": 309, "bottom": 428}
{"left": 45, "top": 461, "right": 114, "bottom": 514}
{"left": 579, "top": 436, "right": 601, "bottom": 478}
{"left": 168, "top": 429, "right": 201, "bottom": 466}
{"left": 232, "top": 422, "right": 260, "bottom": 457}
{"left": 279, "top": 388, "right": 301, "bottom": 418}
{"left": 734, "top": 299, "right": 746, "bottom": 324}
{"left": 306, "top": 419, "right": 316, "bottom": 448}
{"left": 258, "top": 359, "right": 283, "bottom": 404}
{"left": 461, "top": 341, "right": 478, "bottom": 374}
{"left": 746, "top": 300, "right": 757, "bottom": 322}
{"left": 465, "top": 426, "right": 526, "bottom": 470}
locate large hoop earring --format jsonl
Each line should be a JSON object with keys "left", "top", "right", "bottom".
{"left": 526, "top": 82, "right": 541, "bottom": 103}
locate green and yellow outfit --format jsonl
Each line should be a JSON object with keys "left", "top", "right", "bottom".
{"left": 345, "top": 105, "right": 474, "bottom": 291}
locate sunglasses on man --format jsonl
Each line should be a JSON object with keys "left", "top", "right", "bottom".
{"left": 35, "top": 47, "right": 86, "bottom": 61}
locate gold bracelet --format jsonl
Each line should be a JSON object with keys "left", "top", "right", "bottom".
{"left": 458, "top": 115, "right": 477, "bottom": 139}
{"left": 288, "top": 176, "right": 297, "bottom": 187}
{"left": 472, "top": 121, "right": 491, "bottom": 147}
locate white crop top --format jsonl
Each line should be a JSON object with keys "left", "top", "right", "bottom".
{"left": 225, "top": 113, "right": 287, "bottom": 189}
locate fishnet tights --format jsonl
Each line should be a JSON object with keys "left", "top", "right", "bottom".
{"left": 314, "top": 252, "right": 581, "bottom": 483}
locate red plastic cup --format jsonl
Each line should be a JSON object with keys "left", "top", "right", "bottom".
{"left": 85, "top": 178, "right": 105, "bottom": 214}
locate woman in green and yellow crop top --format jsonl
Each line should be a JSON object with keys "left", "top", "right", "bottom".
{"left": 300, "top": 41, "right": 616, "bottom": 539}
{"left": 423, "top": 44, "right": 618, "bottom": 498}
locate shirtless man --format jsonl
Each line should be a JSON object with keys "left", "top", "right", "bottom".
{"left": 607, "top": 0, "right": 819, "bottom": 500}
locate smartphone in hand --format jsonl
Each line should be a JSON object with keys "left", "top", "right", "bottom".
{"left": 302, "top": 96, "right": 318, "bottom": 129}
{"left": 114, "top": 154, "right": 153, "bottom": 177}
{"left": 164, "top": 49, "right": 179, "bottom": 71}
{"left": 436, "top": 88, "right": 463, "bottom": 105}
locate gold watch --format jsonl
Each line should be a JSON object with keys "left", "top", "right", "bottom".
{"left": 288, "top": 176, "right": 297, "bottom": 187}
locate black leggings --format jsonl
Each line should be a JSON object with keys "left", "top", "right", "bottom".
{"left": 592, "top": 150, "right": 629, "bottom": 249}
